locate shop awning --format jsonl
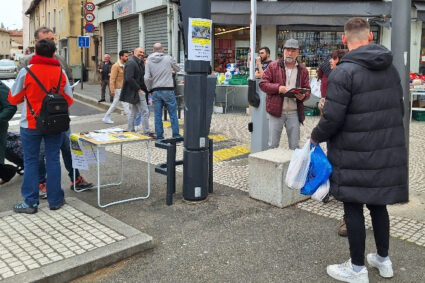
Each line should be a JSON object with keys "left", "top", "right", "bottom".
{"left": 212, "top": 1, "right": 392, "bottom": 26}
{"left": 414, "top": 2, "right": 425, "bottom": 22}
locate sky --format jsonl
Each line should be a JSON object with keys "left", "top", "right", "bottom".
{"left": 0, "top": 0, "right": 23, "bottom": 30}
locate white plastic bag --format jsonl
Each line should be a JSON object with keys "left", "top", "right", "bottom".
{"left": 285, "top": 140, "right": 312, "bottom": 190}
{"left": 309, "top": 78, "right": 322, "bottom": 99}
{"left": 311, "top": 180, "right": 330, "bottom": 201}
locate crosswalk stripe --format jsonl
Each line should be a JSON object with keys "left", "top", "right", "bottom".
{"left": 213, "top": 145, "right": 250, "bottom": 162}
{"left": 208, "top": 134, "right": 230, "bottom": 142}
{"left": 158, "top": 122, "right": 246, "bottom": 162}
{"left": 163, "top": 120, "right": 184, "bottom": 128}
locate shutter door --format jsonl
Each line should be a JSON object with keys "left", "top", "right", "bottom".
{"left": 144, "top": 8, "right": 168, "bottom": 53}
{"left": 121, "top": 16, "right": 140, "bottom": 51}
{"left": 103, "top": 21, "right": 117, "bottom": 54}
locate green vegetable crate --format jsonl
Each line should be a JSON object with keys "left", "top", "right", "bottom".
{"left": 304, "top": 108, "right": 320, "bottom": 116}
{"left": 412, "top": 110, "right": 425, "bottom": 121}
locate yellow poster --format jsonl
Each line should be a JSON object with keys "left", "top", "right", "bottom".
{"left": 188, "top": 18, "right": 212, "bottom": 61}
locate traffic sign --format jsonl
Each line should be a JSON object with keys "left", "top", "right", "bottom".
{"left": 78, "top": 36, "right": 90, "bottom": 48}
{"left": 85, "top": 12, "right": 95, "bottom": 22}
{"left": 85, "top": 23, "right": 95, "bottom": 33}
{"left": 85, "top": 2, "right": 95, "bottom": 12}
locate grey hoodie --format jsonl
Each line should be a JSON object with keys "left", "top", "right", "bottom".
{"left": 144, "top": 52, "right": 180, "bottom": 91}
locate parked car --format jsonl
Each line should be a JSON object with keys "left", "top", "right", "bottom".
{"left": 0, "top": 59, "right": 18, "bottom": 79}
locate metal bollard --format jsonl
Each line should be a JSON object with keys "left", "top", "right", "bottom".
{"left": 155, "top": 137, "right": 184, "bottom": 205}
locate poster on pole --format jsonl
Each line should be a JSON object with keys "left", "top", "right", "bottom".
{"left": 188, "top": 18, "right": 212, "bottom": 61}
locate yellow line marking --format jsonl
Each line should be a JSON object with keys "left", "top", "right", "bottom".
{"left": 208, "top": 134, "right": 230, "bottom": 142}
{"left": 163, "top": 120, "right": 184, "bottom": 128}
{"left": 213, "top": 145, "right": 250, "bottom": 162}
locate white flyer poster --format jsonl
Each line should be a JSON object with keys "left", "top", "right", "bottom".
{"left": 70, "top": 134, "right": 89, "bottom": 170}
{"left": 188, "top": 18, "right": 212, "bottom": 61}
{"left": 70, "top": 135, "right": 106, "bottom": 170}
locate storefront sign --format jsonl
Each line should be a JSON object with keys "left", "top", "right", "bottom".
{"left": 114, "top": 0, "right": 134, "bottom": 18}
{"left": 188, "top": 18, "right": 212, "bottom": 62}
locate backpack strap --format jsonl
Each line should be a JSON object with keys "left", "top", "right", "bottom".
{"left": 24, "top": 66, "right": 49, "bottom": 95}
{"left": 56, "top": 68, "right": 63, "bottom": 93}
{"left": 24, "top": 66, "right": 63, "bottom": 117}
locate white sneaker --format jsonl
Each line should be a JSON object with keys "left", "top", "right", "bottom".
{"left": 367, "top": 253, "right": 393, "bottom": 278}
{"left": 102, "top": 117, "right": 114, "bottom": 124}
{"left": 327, "top": 259, "right": 369, "bottom": 283}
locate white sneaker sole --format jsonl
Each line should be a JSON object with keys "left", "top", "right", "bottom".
{"left": 102, "top": 119, "right": 114, "bottom": 124}
{"left": 366, "top": 255, "right": 393, "bottom": 278}
{"left": 326, "top": 266, "right": 369, "bottom": 283}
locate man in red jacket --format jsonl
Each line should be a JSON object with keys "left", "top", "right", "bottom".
{"left": 9, "top": 39, "right": 73, "bottom": 214}
{"left": 259, "top": 39, "right": 310, "bottom": 149}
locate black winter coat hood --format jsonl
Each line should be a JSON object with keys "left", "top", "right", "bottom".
{"left": 341, "top": 44, "right": 393, "bottom": 71}
{"left": 311, "top": 44, "right": 408, "bottom": 205}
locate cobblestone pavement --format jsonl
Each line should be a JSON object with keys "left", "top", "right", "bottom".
{"left": 72, "top": 85, "right": 425, "bottom": 250}
{"left": 99, "top": 110, "right": 425, "bottom": 250}
{"left": 297, "top": 198, "right": 425, "bottom": 248}
{"left": 0, "top": 205, "right": 126, "bottom": 280}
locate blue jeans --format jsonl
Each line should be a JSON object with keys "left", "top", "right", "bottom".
{"left": 152, "top": 90, "right": 179, "bottom": 140}
{"left": 39, "top": 129, "right": 80, "bottom": 183}
{"left": 20, "top": 127, "right": 64, "bottom": 207}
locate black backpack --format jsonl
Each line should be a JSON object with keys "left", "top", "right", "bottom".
{"left": 24, "top": 67, "right": 70, "bottom": 135}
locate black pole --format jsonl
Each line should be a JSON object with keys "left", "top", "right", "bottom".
{"left": 391, "top": 0, "right": 410, "bottom": 191}
{"left": 179, "top": 0, "right": 212, "bottom": 201}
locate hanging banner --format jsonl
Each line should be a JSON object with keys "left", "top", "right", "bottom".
{"left": 188, "top": 17, "right": 212, "bottom": 61}
{"left": 114, "top": 0, "right": 134, "bottom": 18}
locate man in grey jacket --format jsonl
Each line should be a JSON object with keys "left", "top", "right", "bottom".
{"left": 144, "top": 43, "right": 180, "bottom": 140}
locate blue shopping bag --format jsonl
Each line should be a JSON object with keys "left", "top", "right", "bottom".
{"left": 300, "top": 144, "right": 332, "bottom": 195}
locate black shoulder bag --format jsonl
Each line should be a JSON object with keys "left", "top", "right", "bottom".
{"left": 24, "top": 67, "right": 70, "bottom": 134}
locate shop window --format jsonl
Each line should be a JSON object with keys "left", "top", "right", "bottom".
{"left": 214, "top": 25, "right": 261, "bottom": 73}
{"left": 276, "top": 26, "right": 379, "bottom": 76}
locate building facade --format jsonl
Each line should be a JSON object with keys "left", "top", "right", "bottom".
{"left": 23, "top": 0, "right": 32, "bottom": 53}
{"left": 22, "top": 0, "right": 425, "bottom": 82}
{"left": 8, "top": 30, "right": 24, "bottom": 62}
{"left": 0, "top": 29, "right": 11, "bottom": 59}
{"left": 25, "top": 0, "right": 98, "bottom": 81}
{"left": 95, "top": 0, "right": 179, "bottom": 60}
{"left": 212, "top": 0, "right": 424, "bottom": 74}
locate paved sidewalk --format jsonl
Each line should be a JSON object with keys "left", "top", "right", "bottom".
{"left": 0, "top": 198, "right": 152, "bottom": 282}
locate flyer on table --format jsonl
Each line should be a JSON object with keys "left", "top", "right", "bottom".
{"left": 188, "top": 18, "right": 212, "bottom": 61}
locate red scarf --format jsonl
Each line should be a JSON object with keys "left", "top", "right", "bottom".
{"left": 29, "top": 55, "right": 61, "bottom": 66}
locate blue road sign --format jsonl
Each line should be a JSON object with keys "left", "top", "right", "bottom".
{"left": 85, "top": 23, "right": 95, "bottom": 33}
{"left": 78, "top": 36, "right": 90, "bottom": 48}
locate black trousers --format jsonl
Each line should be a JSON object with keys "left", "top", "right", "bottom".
{"left": 100, "top": 79, "right": 110, "bottom": 100}
{"left": 343, "top": 202, "right": 389, "bottom": 266}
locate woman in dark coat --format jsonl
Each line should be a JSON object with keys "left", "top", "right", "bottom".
{"left": 0, "top": 81, "right": 17, "bottom": 184}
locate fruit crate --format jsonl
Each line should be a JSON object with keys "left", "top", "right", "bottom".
{"left": 412, "top": 110, "right": 425, "bottom": 121}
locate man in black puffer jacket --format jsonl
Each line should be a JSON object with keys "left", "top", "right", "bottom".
{"left": 311, "top": 18, "right": 407, "bottom": 283}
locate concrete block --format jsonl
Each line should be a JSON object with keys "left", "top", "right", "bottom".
{"left": 248, "top": 148, "right": 309, "bottom": 208}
